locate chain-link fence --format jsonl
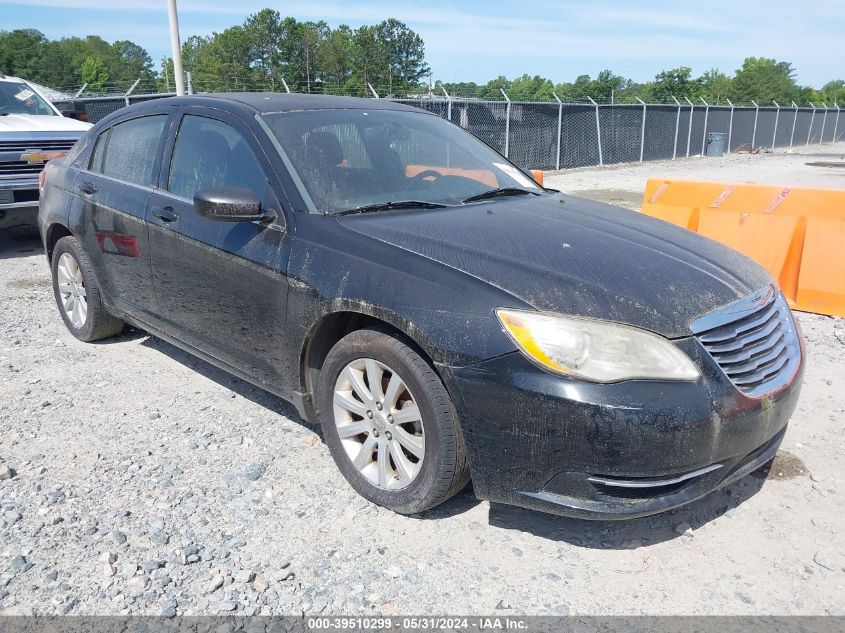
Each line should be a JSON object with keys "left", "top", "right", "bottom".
{"left": 54, "top": 90, "right": 845, "bottom": 171}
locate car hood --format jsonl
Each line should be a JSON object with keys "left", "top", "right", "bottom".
{"left": 0, "top": 114, "right": 91, "bottom": 133}
{"left": 340, "top": 194, "right": 772, "bottom": 338}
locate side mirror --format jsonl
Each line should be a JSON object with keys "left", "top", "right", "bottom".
{"left": 194, "top": 187, "right": 270, "bottom": 223}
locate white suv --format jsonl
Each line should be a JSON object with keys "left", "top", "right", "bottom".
{"left": 0, "top": 73, "right": 90, "bottom": 229}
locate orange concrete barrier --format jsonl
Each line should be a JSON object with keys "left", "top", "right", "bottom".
{"left": 642, "top": 179, "right": 845, "bottom": 317}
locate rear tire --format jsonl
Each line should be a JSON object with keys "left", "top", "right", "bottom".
{"left": 51, "top": 236, "right": 124, "bottom": 342}
{"left": 318, "top": 328, "right": 470, "bottom": 514}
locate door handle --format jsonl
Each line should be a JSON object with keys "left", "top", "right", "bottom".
{"left": 152, "top": 206, "right": 179, "bottom": 223}
{"left": 78, "top": 181, "right": 97, "bottom": 195}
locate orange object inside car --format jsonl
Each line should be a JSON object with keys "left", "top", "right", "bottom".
{"left": 405, "top": 165, "right": 498, "bottom": 188}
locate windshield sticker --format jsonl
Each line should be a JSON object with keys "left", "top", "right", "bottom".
{"left": 14, "top": 89, "right": 35, "bottom": 102}
{"left": 492, "top": 162, "right": 539, "bottom": 189}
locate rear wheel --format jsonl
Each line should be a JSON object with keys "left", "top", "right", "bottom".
{"left": 51, "top": 236, "right": 124, "bottom": 342}
{"left": 318, "top": 328, "right": 470, "bottom": 514}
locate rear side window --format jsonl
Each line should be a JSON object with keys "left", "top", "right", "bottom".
{"left": 167, "top": 115, "right": 267, "bottom": 200}
{"left": 98, "top": 115, "right": 167, "bottom": 186}
{"left": 88, "top": 130, "right": 109, "bottom": 171}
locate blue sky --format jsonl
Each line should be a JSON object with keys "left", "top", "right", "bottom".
{"left": 1, "top": 0, "right": 843, "bottom": 88}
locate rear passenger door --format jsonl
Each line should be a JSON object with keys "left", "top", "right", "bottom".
{"left": 147, "top": 108, "right": 291, "bottom": 385}
{"left": 72, "top": 111, "right": 172, "bottom": 319}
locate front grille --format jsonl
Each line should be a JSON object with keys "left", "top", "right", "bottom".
{"left": 0, "top": 161, "right": 44, "bottom": 176}
{"left": 0, "top": 140, "right": 76, "bottom": 152}
{"left": 692, "top": 286, "right": 801, "bottom": 397}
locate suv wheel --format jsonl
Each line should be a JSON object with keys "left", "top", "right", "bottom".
{"left": 51, "top": 236, "right": 124, "bottom": 342}
{"left": 318, "top": 328, "right": 470, "bottom": 514}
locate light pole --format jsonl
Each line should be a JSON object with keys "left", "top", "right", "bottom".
{"left": 167, "top": 0, "right": 185, "bottom": 96}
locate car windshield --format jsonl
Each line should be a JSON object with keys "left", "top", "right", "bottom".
{"left": 0, "top": 81, "right": 56, "bottom": 116}
{"left": 260, "top": 108, "right": 541, "bottom": 214}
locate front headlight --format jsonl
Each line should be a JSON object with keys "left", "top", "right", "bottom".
{"left": 496, "top": 309, "right": 700, "bottom": 382}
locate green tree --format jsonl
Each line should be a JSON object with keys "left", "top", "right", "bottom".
{"left": 478, "top": 75, "right": 511, "bottom": 100}
{"left": 285, "top": 20, "right": 329, "bottom": 93}
{"left": 795, "top": 85, "right": 823, "bottom": 105}
{"left": 730, "top": 57, "right": 798, "bottom": 103}
{"left": 699, "top": 68, "right": 732, "bottom": 104}
{"left": 439, "top": 81, "right": 479, "bottom": 98}
{"left": 111, "top": 39, "right": 155, "bottom": 88}
{"left": 0, "top": 29, "right": 47, "bottom": 81}
{"left": 79, "top": 56, "right": 108, "bottom": 92}
{"left": 591, "top": 69, "right": 630, "bottom": 102}
{"left": 820, "top": 80, "right": 845, "bottom": 105}
{"left": 349, "top": 25, "right": 383, "bottom": 95}
{"left": 319, "top": 25, "right": 353, "bottom": 91}
{"left": 183, "top": 27, "right": 253, "bottom": 92}
{"left": 373, "top": 18, "right": 429, "bottom": 96}
{"left": 507, "top": 74, "right": 554, "bottom": 101}
{"left": 243, "top": 9, "right": 285, "bottom": 83}
{"left": 159, "top": 55, "right": 173, "bottom": 92}
{"left": 646, "top": 67, "right": 701, "bottom": 103}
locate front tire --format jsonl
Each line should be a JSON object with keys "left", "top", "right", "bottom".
{"left": 51, "top": 236, "right": 124, "bottom": 342}
{"left": 318, "top": 328, "right": 470, "bottom": 514}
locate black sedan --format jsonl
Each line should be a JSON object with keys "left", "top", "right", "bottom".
{"left": 37, "top": 94, "right": 804, "bottom": 519}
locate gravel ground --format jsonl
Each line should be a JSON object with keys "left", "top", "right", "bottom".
{"left": 2, "top": 145, "right": 845, "bottom": 617}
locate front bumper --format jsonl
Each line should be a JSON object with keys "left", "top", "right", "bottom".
{"left": 0, "top": 176, "right": 39, "bottom": 229}
{"left": 446, "top": 335, "right": 804, "bottom": 520}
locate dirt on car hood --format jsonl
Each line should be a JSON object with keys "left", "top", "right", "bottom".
{"left": 340, "top": 193, "right": 773, "bottom": 338}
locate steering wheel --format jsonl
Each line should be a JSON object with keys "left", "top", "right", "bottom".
{"left": 0, "top": 105, "right": 14, "bottom": 113}
{"left": 408, "top": 170, "right": 442, "bottom": 186}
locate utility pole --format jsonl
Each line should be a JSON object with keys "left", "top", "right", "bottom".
{"left": 167, "top": 0, "right": 185, "bottom": 96}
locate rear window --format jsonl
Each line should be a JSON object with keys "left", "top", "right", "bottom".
{"left": 97, "top": 115, "right": 167, "bottom": 186}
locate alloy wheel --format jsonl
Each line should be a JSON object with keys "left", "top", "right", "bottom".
{"left": 56, "top": 252, "right": 88, "bottom": 329}
{"left": 332, "top": 358, "right": 425, "bottom": 490}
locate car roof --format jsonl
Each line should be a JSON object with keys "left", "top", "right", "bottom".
{"left": 89, "top": 93, "right": 439, "bottom": 136}
{"left": 130, "top": 92, "right": 427, "bottom": 115}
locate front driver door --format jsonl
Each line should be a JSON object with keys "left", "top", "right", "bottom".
{"left": 147, "top": 109, "right": 291, "bottom": 385}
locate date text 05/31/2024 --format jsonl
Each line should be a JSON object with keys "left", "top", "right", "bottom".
{"left": 307, "top": 617, "right": 528, "bottom": 630}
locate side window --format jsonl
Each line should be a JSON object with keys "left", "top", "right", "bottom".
{"left": 88, "top": 130, "right": 109, "bottom": 172}
{"left": 167, "top": 115, "right": 267, "bottom": 200}
{"left": 100, "top": 115, "right": 167, "bottom": 186}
